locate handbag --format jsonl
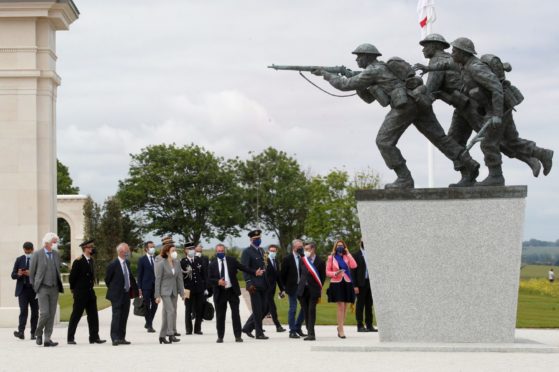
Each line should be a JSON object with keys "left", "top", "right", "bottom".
{"left": 203, "top": 300, "right": 215, "bottom": 321}
{"left": 133, "top": 297, "right": 147, "bottom": 317}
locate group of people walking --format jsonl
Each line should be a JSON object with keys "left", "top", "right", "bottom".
{"left": 12, "top": 230, "right": 377, "bottom": 346}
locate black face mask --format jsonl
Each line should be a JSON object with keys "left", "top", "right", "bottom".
{"left": 296, "top": 248, "right": 304, "bottom": 256}
{"left": 90, "top": 248, "right": 97, "bottom": 255}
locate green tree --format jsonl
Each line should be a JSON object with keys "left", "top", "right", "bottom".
{"left": 236, "top": 147, "right": 309, "bottom": 252}
{"left": 117, "top": 143, "right": 245, "bottom": 243}
{"left": 95, "top": 197, "right": 124, "bottom": 275}
{"left": 57, "top": 159, "right": 79, "bottom": 262}
{"left": 305, "top": 168, "right": 380, "bottom": 256}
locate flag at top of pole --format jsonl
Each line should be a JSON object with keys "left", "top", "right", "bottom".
{"left": 417, "top": 0, "right": 436, "bottom": 38}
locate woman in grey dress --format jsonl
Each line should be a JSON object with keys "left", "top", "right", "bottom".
{"left": 155, "top": 238, "right": 185, "bottom": 344}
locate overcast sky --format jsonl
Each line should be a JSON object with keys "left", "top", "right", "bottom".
{"left": 54, "top": 0, "right": 559, "bottom": 242}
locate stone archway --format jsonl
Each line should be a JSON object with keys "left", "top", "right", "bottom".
{"left": 57, "top": 195, "right": 87, "bottom": 263}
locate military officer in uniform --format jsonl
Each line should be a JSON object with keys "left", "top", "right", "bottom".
{"left": 415, "top": 34, "right": 553, "bottom": 182}
{"left": 312, "top": 43, "right": 480, "bottom": 188}
{"left": 241, "top": 229, "right": 269, "bottom": 339}
{"left": 180, "top": 242, "right": 206, "bottom": 335}
{"left": 67, "top": 239, "right": 106, "bottom": 345}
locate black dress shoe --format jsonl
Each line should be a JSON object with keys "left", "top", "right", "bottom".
{"left": 159, "top": 337, "right": 171, "bottom": 344}
{"left": 67, "top": 340, "right": 77, "bottom": 345}
{"left": 36, "top": 335, "right": 42, "bottom": 345}
{"left": 194, "top": 330, "right": 203, "bottom": 335}
{"left": 13, "top": 331, "right": 24, "bottom": 340}
{"left": 147, "top": 328, "right": 156, "bottom": 333}
{"left": 296, "top": 329, "right": 307, "bottom": 337}
{"left": 169, "top": 335, "right": 180, "bottom": 343}
{"left": 255, "top": 334, "right": 269, "bottom": 340}
{"left": 173, "top": 332, "right": 181, "bottom": 337}
{"left": 276, "top": 326, "right": 286, "bottom": 332}
{"left": 216, "top": 338, "right": 223, "bottom": 343}
{"left": 44, "top": 340, "right": 58, "bottom": 347}
{"left": 90, "top": 339, "right": 106, "bottom": 344}
{"left": 289, "top": 332, "right": 300, "bottom": 339}
{"left": 112, "top": 340, "right": 119, "bottom": 346}
{"left": 366, "top": 327, "right": 378, "bottom": 332}
{"left": 303, "top": 335, "right": 316, "bottom": 341}
{"left": 120, "top": 340, "right": 131, "bottom": 345}
{"left": 235, "top": 337, "right": 243, "bottom": 342}
{"left": 357, "top": 326, "right": 367, "bottom": 332}
{"left": 185, "top": 331, "right": 193, "bottom": 335}
{"left": 31, "top": 335, "right": 36, "bottom": 340}
{"left": 243, "top": 330, "right": 254, "bottom": 338}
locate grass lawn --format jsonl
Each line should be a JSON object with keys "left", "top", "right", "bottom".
{"left": 521, "top": 264, "right": 558, "bottom": 279}
{"left": 59, "top": 287, "right": 111, "bottom": 322}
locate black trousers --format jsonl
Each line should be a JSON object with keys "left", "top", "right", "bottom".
{"left": 215, "top": 289, "right": 242, "bottom": 339}
{"left": 142, "top": 289, "right": 158, "bottom": 328}
{"left": 110, "top": 291, "right": 130, "bottom": 342}
{"left": 17, "top": 286, "right": 38, "bottom": 334}
{"left": 299, "top": 288, "right": 319, "bottom": 336}
{"left": 184, "top": 291, "right": 205, "bottom": 333}
{"left": 67, "top": 291, "right": 100, "bottom": 341}
{"left": 242, "top": 288, "right": 267, "bottom": 336}
{"left": 266, "top": 288, "right": 281, "bottom": 328}
{"left": 355, "top": 281, "right": 374, "bottom": 328}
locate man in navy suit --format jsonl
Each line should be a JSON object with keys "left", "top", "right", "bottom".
{"left": 11, "top": 241, "right": 38, "bottom": 340}
{"left": 137, "top": 241, "right": 158, "bottom": 333}
{"left": 208, "top": 243, "right": 263, "bottom": 343}
{"left": 105, "top": 243, "right": 138, "bottom": 346}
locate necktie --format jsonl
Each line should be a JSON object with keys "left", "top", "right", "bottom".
{"left": 219, "top": 259, "right": 225, "bottom": 279}
{"left": 150, "top": 256, "right": 154, "bottom": 267}
{"left": 270, "top": 259, "right": 275, "bottom": 269}
{"left": 46, "top": 251, "right": 52, "bottom": 260}
{"left": 26, "top": 257, "right": 30, "bottom": 269}
{"left": 296, "top": 256, "right": 300, "bottom": 283}
{"left": 123, "top": 261, "right": 130, "bottom": 291}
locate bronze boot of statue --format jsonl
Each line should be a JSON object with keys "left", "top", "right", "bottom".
{"left": 475, "top": 165, "right": 505, "bottom": 187}
{"left": 533, "top": 148, "right": 553, "bottom": 176}
{"left": 450, "top": 157, "right": 479, "bottom": 187}
{"left": 385, "top": 165, "right": 414, "bottom": 189}
{"left": 516, "top": 155, "right": 541, "bottom": 177}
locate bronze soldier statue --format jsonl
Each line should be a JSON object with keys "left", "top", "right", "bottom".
{"left": 414, "top": 34, "right": 553, "bottom": 183}
{"left": 312, "top": 44, "right": 480, "bottom": 188}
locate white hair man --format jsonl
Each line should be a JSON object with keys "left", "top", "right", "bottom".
{"left": 105, "top": 242, "right": 138, "bottom": 346}
{"left": 29, "top": 232, "right": 63, "bottom": 347}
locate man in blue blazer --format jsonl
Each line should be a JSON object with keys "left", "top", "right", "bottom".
{"left": 137, "top": 241, "right": 158, "bottom": 332}
{"left": 11, "top": 242, "right": 38, "bottom": 340}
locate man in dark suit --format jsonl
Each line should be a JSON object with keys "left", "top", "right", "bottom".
{"left": 29, "top": 232, "right": 64, "bottom": 347}
{"left": 180, "top": 242, "right": 206, "bottom": 335}
{"left": 241, "top": 229, "right": 269, "bottom": 340}
{"left": 137, "top": 241, "right": 158, "bottom": 333}
{"left": 67, "top": 240, "right": 106, "bottom": 344}
{"left": 352, "top": 241, "right": 377, "bottom": 332}
{"left": 11, "top": 241, "right": 38, "bottom": 340}
{"left": 208, "top": 243, "right": 263, "bottom": 343}
{"left": 297, "top": 241, "right": 325, "bottom": 341}
{"left": 280, "top": 239, "right": 306, "bottom": 338}
{"left": 265, "top": 244, "right": 286, "bottom": 332}
{"left": 105, "top": 242, "right": 138, "bottom": 346}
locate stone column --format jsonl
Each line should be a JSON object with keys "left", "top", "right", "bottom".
{"left": 356, "top": 186, "right": 527, "bottom": 344}
{"left": 0, "top": 0, "right": 78, "bottom": 327}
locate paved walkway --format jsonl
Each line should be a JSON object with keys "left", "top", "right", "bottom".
{"left": 1, "top": 295, "right": 559, "bottom": 372}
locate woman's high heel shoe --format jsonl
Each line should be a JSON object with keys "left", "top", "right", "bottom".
{"left": 337, "top": 326, "right": 346, "bottom": 339}
{"left": 159, "top": 337, "right": 170, "bottom": 344}
{"left": 169, "top": 335, "right": 180, "bottom": 343}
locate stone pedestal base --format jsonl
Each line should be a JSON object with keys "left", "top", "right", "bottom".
{"left": 356, "top": 186, "right": 527, "bottom": 344}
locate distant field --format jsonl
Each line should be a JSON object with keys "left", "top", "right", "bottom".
{"left": 521, "top": 264, "right": 558, "bottom": 279}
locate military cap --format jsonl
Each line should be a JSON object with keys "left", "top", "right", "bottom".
{"left": 352, "top": 43, "right": 382, "bottom": 56}
{"left": 248, "top": 229, "right": 262, "bottom": 239}
{"left": 79, "top": 239, "right": 95, "bottom": 248}
{"left": 184, "top": 241, "right": 196, "bottom": 249}
{"left": 419, "top": 33, "right": 450, "bottom": 49}
{"left": 451, "top": 37, "right": 477, "bottom": 55}
{"left": 23, "top": 241, "right": 34, "bottom": 249}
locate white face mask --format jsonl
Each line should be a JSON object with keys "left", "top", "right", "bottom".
{"left": 170, "top": 251, "right": 178, "bottom": 260}
{"left": 51, "top": 243, "right": 58, "bottom": 251}
{"left": 268, "top": 252, "right": 277, "bottom": 260}
{"left": 187, "top": 250, "right": 195, "bottom": 258}
{"left": 25, "top": 253, "right": 33, "bottom": 258}
{"left": 148, "top": 247, "right": 155, "bottom": 256}
{"left": 304, "top": 251, "right": 312, "bottom": 258}
{"left": 195, "top": 252, "right": 202, "bottom": 257}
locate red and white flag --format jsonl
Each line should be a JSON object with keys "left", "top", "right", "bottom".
{"left": 417, "top": 0, "right": 436, "bottom": 38}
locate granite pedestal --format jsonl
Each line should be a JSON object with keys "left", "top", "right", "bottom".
{"left": 356, "top": 186, "right": 527, "bottom": 344}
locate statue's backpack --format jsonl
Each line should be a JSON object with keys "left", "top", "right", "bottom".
{"left": 386, "top": 57, "right": 430, "bottom": 109}
{"left": 480, "top": 54, "right": 524, "bottom": 108}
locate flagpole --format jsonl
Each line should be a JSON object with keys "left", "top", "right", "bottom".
{"left": 424, "top": 22, "right": 435, "bottom": 188}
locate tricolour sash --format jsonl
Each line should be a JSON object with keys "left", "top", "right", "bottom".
{"left": 302, "top": 256, "right": 322, "bottom": 290}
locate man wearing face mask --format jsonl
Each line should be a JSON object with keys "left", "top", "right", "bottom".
{"left": 297, "top": 242, "right": 326, "bottom": 341}
{"left": 11, "top": 241, "right": 39, "bottom": 340}
{"left": 241, "top": 229, "right": 269, "bottom": 339}
{"left": 280, "top": 239, "right": 306, "bottom": 338}
{"left": 180, "top": 242, "right": 206, "bottom": 335}
{"left": 137, "top": 241, "right": 158, "bottom": 333}
{"left": 67, "top": 239, "right": 106, "bottom": 345}
{"left": 265, "top": 244, "right": 286, "bottom": 332}
{"left": 29, "top": 232, "right": 64, "bottom": 347}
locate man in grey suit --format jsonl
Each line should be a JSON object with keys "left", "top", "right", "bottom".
{"left": 29, "top": 232, "right": 64, "bottom": 347}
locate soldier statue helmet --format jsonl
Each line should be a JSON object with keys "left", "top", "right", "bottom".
{"left": 419, "top": 33, "right": 450, "bottom": 49}
{"left": 352, "top": 43, "right": 382, "bottom": 56}
{"left": 450, "top": 37, "right": 477, "bottom": 55}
